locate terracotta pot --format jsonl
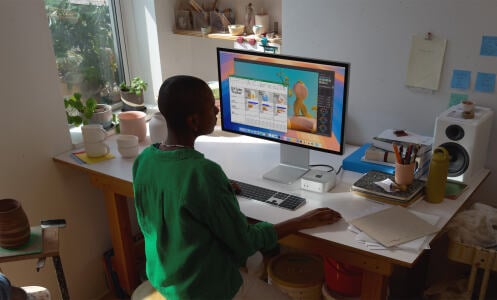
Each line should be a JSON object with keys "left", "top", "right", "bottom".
{"left": 0, "top": 199, "right": 30, "bottom": 249}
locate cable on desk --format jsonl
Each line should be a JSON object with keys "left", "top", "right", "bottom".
{"left": 308, "top": 164, "right": 343, "bottom": 174}
{"left": 308, "top": 164, "right": 335, "bottom": 172}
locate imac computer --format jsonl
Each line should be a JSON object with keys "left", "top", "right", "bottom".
{"left": 216, "top": 47, "right": 350, "bottom": 184}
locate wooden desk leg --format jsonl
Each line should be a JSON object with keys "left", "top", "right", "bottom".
{"left": 53, "top": 255, "right": 70, "bottom": 300}
{"left": 361, "top": 270, "right": 389, "bottom": 300}
{"left": 103, "top": 190, "right": 139, "bottom": 295}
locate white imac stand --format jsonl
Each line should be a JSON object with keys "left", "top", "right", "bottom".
{"left": 263, "top": 144, "right": 310, "bottom": 184}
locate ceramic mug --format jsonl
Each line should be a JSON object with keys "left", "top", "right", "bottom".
{"left": 82, "top": 124, "right": 107, "bottom": 143}
{"left": 118, "top": 111, "right": 147, "bottom": 142}
{"left": 84, "top": 141, "right": 110, "bottom": 157}
{"left": 394, "top": 162, "right": 416, "bottom": 186}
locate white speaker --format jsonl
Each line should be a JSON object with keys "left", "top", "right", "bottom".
{"left": 433, "top": 104, "right": 494, "bottom": 183}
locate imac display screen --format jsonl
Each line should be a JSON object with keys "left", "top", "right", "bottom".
{"left": 217, "top": 48, "right": 349, "bottom": 155}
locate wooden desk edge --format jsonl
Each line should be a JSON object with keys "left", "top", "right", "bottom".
{"left": 53, "top": 157, "right": 134, "bottom": 197}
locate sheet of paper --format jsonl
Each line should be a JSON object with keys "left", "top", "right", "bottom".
{"left": 350, "top": 210, "right": 440, "bottom": 251}
{"left": 475, "top": 72, "right": 496, "bottom": 93}
{"left": 349, "top": 206, "right": 439, "bottom": 247}
{"left": 74, "top": 151, "right": 115, "bottom": 164}
{"left": 450, "top": 70, "right": 471, "bottom": 89}
{"left": 405, "top": 35, "right": 447, "bottom": 90}
{"left": 480, "top": 36, "right": 497, "bottom": 56}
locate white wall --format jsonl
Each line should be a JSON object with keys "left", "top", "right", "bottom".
{"left": 0, "top": 1, "right": 114, "bottom": 299}
{"left": 282, "top": 0, "right": 497, "bottom": 205}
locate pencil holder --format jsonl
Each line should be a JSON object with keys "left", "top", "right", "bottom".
{"left": 395, "top": 162, "right": 416, "bottom": 186}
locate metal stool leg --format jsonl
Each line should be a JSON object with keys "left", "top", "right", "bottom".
{"left": 53, "top": 255, "right": 70, "bottom": 300}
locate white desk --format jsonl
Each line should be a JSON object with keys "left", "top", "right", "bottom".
{"left": 53, "top": 133, "right": 489, "bottom": 299}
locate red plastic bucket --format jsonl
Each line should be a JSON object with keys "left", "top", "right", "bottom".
{"left": 323, "top": 257, "right": 363, "bottom": 297}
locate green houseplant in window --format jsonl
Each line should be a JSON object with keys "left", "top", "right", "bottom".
{"left": 119, "top": 77, "right": 148, "bottom": 108}
{"left": 64, "top": 92, "right": 114, "bottom": 129}
{"left": 45, "top": 0, "right": 121, "bottom": 100}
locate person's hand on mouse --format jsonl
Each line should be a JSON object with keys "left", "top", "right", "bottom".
{"left": 274, "top": 208, "right": 342, "bottom": 238}
{"left": 293, "top": 207, "right": 342, "bottom": 229}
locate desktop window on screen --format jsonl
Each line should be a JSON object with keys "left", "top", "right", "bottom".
{"left": 217, "top": 48, "right": 348, "bottom": 155}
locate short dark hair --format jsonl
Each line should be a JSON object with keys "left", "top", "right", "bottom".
{"left": 158, "top": 75, "right": 210, "bottom": 131}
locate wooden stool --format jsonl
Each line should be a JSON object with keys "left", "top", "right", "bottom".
{"left": 131, "top": 281, "right": 166, "bottom": 300}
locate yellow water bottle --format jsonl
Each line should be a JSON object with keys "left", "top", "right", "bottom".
{"left": 425, "top": 147, "right": 450, "bottom": 203}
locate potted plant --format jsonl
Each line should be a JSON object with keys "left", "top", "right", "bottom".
{"left": 64, "top": 92, "right": 113, "bottom": 129}
{"left": 119, "top": 77, "right": 148, "bottom": 107}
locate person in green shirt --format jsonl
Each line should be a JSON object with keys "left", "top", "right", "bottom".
{"left": 132, "top": 75, "right": 342, "bottom": 300}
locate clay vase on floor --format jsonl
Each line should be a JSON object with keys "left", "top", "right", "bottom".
{"left": 0, "top": 199, "right": 30, "bottom": 249}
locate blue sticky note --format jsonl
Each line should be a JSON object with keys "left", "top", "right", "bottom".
{"left": 480, "top": 36, "right": 497, "bottom": 56}
{"left": 450, "top": 70, "right": 471, "bottom": 89}
{"left": 475, "top": 72, "right": 496, "bottom": 93}
{"left": 448, "top": 93, "right": 468, "bottom": 108}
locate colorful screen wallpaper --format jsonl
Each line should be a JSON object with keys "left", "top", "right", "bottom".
{"left": 217, "top": 49, "right": 348, "bottom": 154}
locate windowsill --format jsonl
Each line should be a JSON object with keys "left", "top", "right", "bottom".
{"left": 69, "top": 105, "right": 160, "bottom": 148}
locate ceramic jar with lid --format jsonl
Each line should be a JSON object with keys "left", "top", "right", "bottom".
{"left": 149, "top": 111, "right": 168, "bottom": 144}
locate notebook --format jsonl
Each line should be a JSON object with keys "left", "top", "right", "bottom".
{"left": 351, "top": 170, "right": 425, "bottom": 204}
{"left": 349, "top": 206, "right": 439, "bottom": 247}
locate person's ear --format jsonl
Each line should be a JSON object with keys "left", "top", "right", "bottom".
{"left": 186, "top": 113, "right": 199, "bottom": 132}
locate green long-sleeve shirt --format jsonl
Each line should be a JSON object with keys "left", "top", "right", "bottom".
{"left": 132, "top": 145, "right": 278, "bottom": 300}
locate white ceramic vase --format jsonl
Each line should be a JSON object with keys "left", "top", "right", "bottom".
{"left": 149, "top": 111, "right": 168, "bottom": 144}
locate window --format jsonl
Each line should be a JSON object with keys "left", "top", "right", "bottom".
{"left": 45, "top": 0, "right": 125, "bottom": 106}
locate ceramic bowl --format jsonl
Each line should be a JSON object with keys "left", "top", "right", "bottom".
{"left": 228, "top": 24, "right": 245, "bottom": 36}
{"left": 116, "top": 134, "right": 139, "bottom": 148}
{"left": 118, "top": 145, "right": 139, "bottom": 158}
{"left": 200, "top": 26, "right": 211, "bottom": 35}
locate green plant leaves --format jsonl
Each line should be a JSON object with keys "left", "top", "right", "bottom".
{"left": 120, "top": 76, "right": 147, "bottom": 95}
{"left": 64, "top": 92, "right": 98, "bottom": 126}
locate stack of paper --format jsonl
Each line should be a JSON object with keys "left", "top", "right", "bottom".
{"left": 348, "top": 206, "right": 440, "bottom": 251}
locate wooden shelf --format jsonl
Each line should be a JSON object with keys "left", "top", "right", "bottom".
{"left": 173, "top": 29, "right": 282, "bottom": 45}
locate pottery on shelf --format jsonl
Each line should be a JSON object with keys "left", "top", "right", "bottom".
{"left": 0, "top": 198, "right": 31, "bottom": 249}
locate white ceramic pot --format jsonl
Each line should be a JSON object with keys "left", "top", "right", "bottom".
{"left": 149, "top": 112, "right": 168, "bottom": 144}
